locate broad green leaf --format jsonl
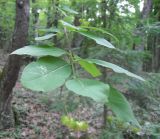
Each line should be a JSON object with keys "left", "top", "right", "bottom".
{"left": 60, "top": 20, "right": 80, "bottom": 31}
{"left": 77, "top": 58, "right": 101, "bottom": 77}
{"left": 35, "top": 33, "right": 55, "bottom": 41}
{"left": 21, "top": 57, "right": 71, "bottom": 92}
{"left": 62, "top": 6, "right": 78, "bottom": 14}
{"left": 87, "top": 59, "right": 145, "bottom": 81}
{"left": 11, "top": 45, "right": 66, "bottom": 57}
{"left": 81, "top": 26, "right": 119, "bottom": 43}
{"left": 66, "top": 78, "right": 109, "bottom": 103}
{"left": 60, "top": 21, "right": 115, "bottom": 49}
{"left": 107, "top": 87, "right": 140, "bottom": 126}
{"left": 78, "top": 31, "right": 115, "bottom": 49}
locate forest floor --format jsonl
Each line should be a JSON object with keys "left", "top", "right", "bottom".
{"left": 10, "top": 83, "right": 103, "bottom": 139}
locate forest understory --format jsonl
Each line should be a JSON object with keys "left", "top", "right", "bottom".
{"left": 0, "top": 0, "right": 160, "bottom": 139}
{"left": 0, "top": 50, "right": 160, "bottom": 139}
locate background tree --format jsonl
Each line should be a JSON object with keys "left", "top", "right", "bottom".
{"left": 0, "top": 0, "right": 29, "bottom": 129}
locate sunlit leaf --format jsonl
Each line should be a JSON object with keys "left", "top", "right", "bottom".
{"left": 77, "top": 58, "right": 101, "bottom": 77}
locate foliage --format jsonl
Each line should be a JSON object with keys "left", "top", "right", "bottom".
{"left": 61, "top": 115, "right": 89, "bottom": 131}
{"left": 1, "top": 0, "right": 160, "bottom": 138}
{"left": 12, "top": 17, "right": 145, "bottom": 128}
{"left": 0, "top": 1, "right": 15, "bottom": 49}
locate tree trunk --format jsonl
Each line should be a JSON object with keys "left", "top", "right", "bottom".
{"left": 32, "top": 0, "right": 39, "bottom": 38}
{"left": 141, "top": 0, "right": 152, "bottom": 72}
{"left": 101, "top": 0, "right": 118, "bottom": 128}
{"left": 133, "top": 0, "right": 152, "bottom": 71}
{"left": 101, "top": 0, "right": 108, "bottom": 128}
{"left": 53, "top": 0, "right": 59, "bottom": 44}
{"left": 71, "top": 3, "right": 84, "bottom": 55}
{"left": 71, "top": 16, "right": 84, "bottom": 50}
{"left": 0, "top": 0, "right": 30, "bottom": 129}
{"left": 142, "top": 0, "right": 160, "bottom": 72}
{"left": 152, "top": 34, "right": 160, "bottom": 72}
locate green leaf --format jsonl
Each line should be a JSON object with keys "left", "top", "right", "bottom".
{"left": 60, "top": 21, "right": 115, "bottom": 49}
{"left": 77, "top": 58, "right": 101, "bottom": 77}
{"left": 11, "top": 45, "right": 66, "bottom": 57}
{"left": 66, "top": 78, "right": 109, "bottom": 103}
{"left": 81, "top": 26, "right": 119, "bottom": 44}
{"left": 21, "top": 57, "right": 71, "bottom": 92}
{"left": 86, "top": 59, "right": 145, "bottom": 81}
{"left": 78, "top": 31, "right": 115, "bottom": 49}
{"left": 61, "top": 6, "right": 78, "bottom": 14}
{"left": 60, "top": 20, "right": 80, "bottom": 31}
{"left": 35, "top": 33, "right": 55, "bottom": 41}
{"left": 107, "top": 87, "right": 140, "bottom": 126}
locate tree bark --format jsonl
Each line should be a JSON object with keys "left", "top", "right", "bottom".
{"left": 53, "top": 0, "right": 59, "bottom": 44}
{"left": 133, "top": 0, "right": 152, "bottom": 71}
{"left": 101, "top": 0, "right": 118, "bottom": 128}
{"left": 71, "top": 16, "right": 84, "bottom": 50}
{"left": 101, "top": 0, "right": 108, "bottom": 128}
{"left": 0, "top": 0, "right": 30, "bottom": 129}
{"left": 32, "top": 0, "right": 39, "bottom": 38}
{"left": 142, "top": 0, "right": 160, "bottom": 72}
{"left": 141, "top": 0, "right": 152, "bottom": 19}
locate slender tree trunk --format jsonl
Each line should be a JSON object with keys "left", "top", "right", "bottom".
{"left": 152, "top": 35, "right": 160, "bottom": 72}
{"left": 101, "top": 0, "right": 118, "bottom": 128}
{"left": 136, "top": 0, "right": 152, "bottom": 71}
{"left": 53, "top": 0, "right": 59, "bottom": 44}
{"left": 101, "top": 0, "right": 108, "bottom": 128}
{"left": 0, "top": 0, "right": 30, "bottom": 129}
{"left": 146, "top": 1, "right": 160, "bottom": 72}
{"left": 71, "top": 16, "right": 84, "bottom": 51}
{"left": 71, "top": 4, "right": 84, "bottom": 55}
{"left": 32, "top": 0, "right": 39, "bottom": 38}
{"left": 47, "top": 0, "right": 53, "bottom": 28}
{"left": 141, "top": 0, "right": 152, "bottom": 19}
{"left": 142, "top": 4, "right": 160, "bottom": 72}
{"left": 46, "top": 0, "right": 59, "bottom": 45}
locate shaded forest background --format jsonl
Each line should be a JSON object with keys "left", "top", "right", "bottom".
{"left": 0, "top": 0, "right": 160, "bottom": 138}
